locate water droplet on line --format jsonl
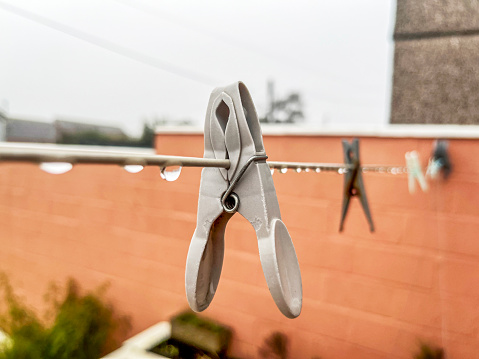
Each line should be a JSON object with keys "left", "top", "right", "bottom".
{"left": 39, "top": 162, "right": 73, "bottom": 175}
{"left": 270, "top": 168, "right": 275, "bottom": 175}
{"left": 123, "top": 165, "right": 144, "bottom": 173}
{"left": 315, "top": 168, "right": 321, "bottom": 173}
{"left": 305, "top": 168, "right": 310, "bottom": 173}
{"left": 296, "top": 168, "right": 302, "bottom": 173}
{"left": 160, "top": 166, "right": 182, "bottom": 181}
{"left": 280, "top": 168, "right": 288, "bottom": 174}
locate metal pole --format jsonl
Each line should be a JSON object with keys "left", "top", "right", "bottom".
{"left": 0, "top": 146, "right": 229, "bottom": 168}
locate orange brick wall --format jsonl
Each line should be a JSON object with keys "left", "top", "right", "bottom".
{"left": 1, "top": 133, "right": 478, "bottom": 358}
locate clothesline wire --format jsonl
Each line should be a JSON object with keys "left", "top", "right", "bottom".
{"left": 0, "top": 146, "right": 409, "bottom": 173}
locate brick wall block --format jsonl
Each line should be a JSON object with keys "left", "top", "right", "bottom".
{"left": 452, "top": 180, "right": 479, "bottom": 216}
{"left": 443, "top": 335, "right": 479, "bottom": 358}
{"left": 213, "top": 279, "right": 285, "bottom": 320}
{"left": 222, "top": 250, "right": 267, "bottom": 288}
{"left": 441, "top": 258, "right": 479, "bottom": 298}
{"left": 322, "top": 273, "right": 408, "bottom": 318}
{"left": 347, "top": 317, "right": 404, "bottom": 355}
{"left": 440, "top": 294, "right": 479, "bottom": 336}
{"left": 293, "top": 301, "right": 352, "bottom": 340}
{"left": 297, "top": 237, "right": 354, "bottom": 273}
{"left": 313, "top": 332, "right": 399, "bottom": 359}
{"left": 352, "top": 245, "right": 436, "bottom": 288}
{"left": 391, "top": 290, "right": 443, "bottom": 329}
{"left": 448, "top": 139, "right": 479, "bottom": 176}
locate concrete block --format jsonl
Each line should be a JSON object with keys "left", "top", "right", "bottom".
{"left": 395, "top": 0, "right": 479, "bottom": 36}
{"left": 391, "top": 35, "right": 479, "bottom": 125}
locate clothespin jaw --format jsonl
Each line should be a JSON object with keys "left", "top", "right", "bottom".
{"left": 406, "top": 151, "right": 428, "bottom": 193}
{"left": 186, "top": 82, "right": 302, "bottom": 318}
{"left": 427, "top": 140, "right": 452, "bottom": 180}
{"left": 339, "top": 139, "right": 374, "bottom": 233}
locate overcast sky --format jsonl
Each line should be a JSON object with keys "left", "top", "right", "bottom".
{"left": 0, "top": 0, "right": 396, "bottom": 136}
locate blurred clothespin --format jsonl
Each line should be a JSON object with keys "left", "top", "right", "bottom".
{"left": 405, "top": 151, "right": 428, "bottom": 193}
{"left": 339, "top": 139, "right": 374, "bottom": 232}
{"left": 426, "top": 140, "right": 452, "bottom": 180}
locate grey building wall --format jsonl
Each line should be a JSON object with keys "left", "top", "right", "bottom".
{"left": 391, "top": 0, "right": 479, "bottom": 124}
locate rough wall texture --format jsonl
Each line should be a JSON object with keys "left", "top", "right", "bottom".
{"left": 391, "top": 0, "right": 479, "bottom": 124}
{"left": 395, "top": 0, "right": 479, "bottom": 35}
{"left": 1, "top": 134, "right": 479, "bottom": 358}
{"left": 391, "top": 35, "right": 479, "bottom": 124}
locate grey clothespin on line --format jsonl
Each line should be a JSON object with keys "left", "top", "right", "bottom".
{"left": 340, "top": 139, "right": 375, "bottom": 232}
{"left": 185, "top": 82, "right": 303, "bottom": 318}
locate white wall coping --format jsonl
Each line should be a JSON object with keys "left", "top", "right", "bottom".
{"left": 156, "top": 124, "right": 479, "bottom": 139}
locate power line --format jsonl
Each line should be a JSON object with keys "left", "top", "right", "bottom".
{"left": 112, "top": 0, "right": 383, "bottom": 94}
{"left": 131, "top": 0, "right": 386, "bottom": 109}
{"left": 0, "top": 1, "right": 219, "bottom": 87}
{"left": 112, "top": 0, "right": 271, "bottom": 62}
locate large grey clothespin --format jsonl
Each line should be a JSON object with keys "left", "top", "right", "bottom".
{"left": 185, "top": 82, "right": 302, "bottom": 318}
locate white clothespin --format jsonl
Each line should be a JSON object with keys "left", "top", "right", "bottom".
{"left": 186, "top": 82, "right": 302, "bottom": 318}
{"left": 405, "top": 151, "right": 428, "bottom": 193}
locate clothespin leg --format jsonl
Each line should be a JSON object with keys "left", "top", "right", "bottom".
{"left": 185, "top": 177, "right": 228, "bottom": 312}
{"left": 237, "top": 162, "right": 302, "bottom": 318}
{"left": 339, "top": 195, "right": 351, "bottom": 232}
{"left": 357, "top": 186, "right": 375, "bottom": 232}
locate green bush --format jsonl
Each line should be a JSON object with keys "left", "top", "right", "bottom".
{"left": 0, "top": 275, "right": 130, "bottom": 359}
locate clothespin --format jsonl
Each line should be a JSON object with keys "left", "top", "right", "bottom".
{"left": 405, "top": 151, "right": 428, "bottom": 193}
{"left": 339, "top": 139, "right": 374, "bottom": 233}
{"left": 186, "top": 82, "right": 302, "bottom": 318}
{"left": 426, "top": 140, "right": 452, "bottom": 180}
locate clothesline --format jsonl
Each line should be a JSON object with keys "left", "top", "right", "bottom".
{"left": 0, "top": 145, "right": 409, "bottom": 174}
{"left": 268, "top": 161, "right": 409, "bottom": 174}
{"left": 0, "top": 145, "right": 226, "bottom": 168}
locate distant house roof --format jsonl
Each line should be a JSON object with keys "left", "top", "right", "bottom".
{"left": 3, "top": 117, "right": 127, "bottom": 143}
{"left": 54, "top": 119, "right": 126, "bottom": 139}
{"left": 6, "top": 118, "right": 57, "bottom": 143}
